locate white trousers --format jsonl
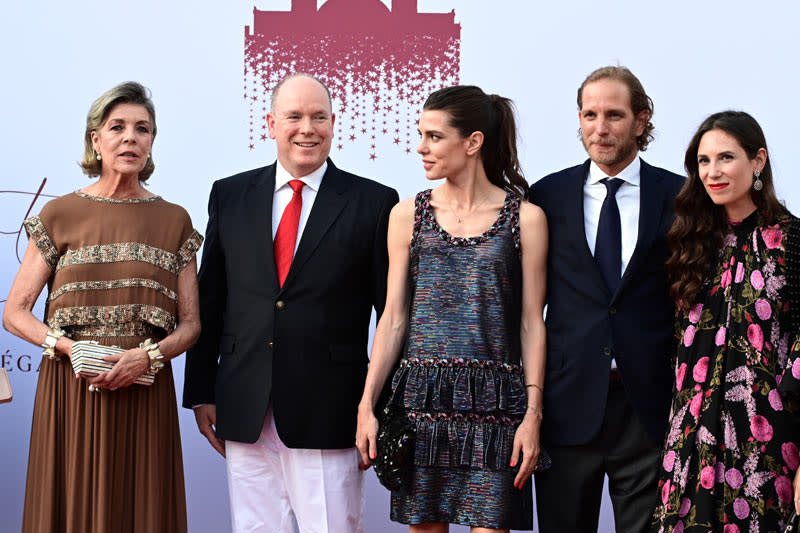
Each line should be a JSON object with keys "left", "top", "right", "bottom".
{"left": 225, "top": 407, "right": 365, "bottom": 533}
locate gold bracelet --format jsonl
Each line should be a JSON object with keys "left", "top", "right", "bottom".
{"left": 41, "top": 327, "right": 66, "bottom": 360}
{"left": 525, "top": 383, "right": 544, "bottom": 394}
{"left": 139, "top": 338, "right": 165, "bottom": 374}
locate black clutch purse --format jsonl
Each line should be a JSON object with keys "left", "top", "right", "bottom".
{"left": 373, "top": 401, "right": 416, "bottom": 491}
{"left": 786, "top": 511, "right": 799, "bottom": 532}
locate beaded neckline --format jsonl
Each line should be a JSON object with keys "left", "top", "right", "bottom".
{"left": 75, "top": 190, "right": 161, "bottom": 204}
{"left": 421, "top": 188, "right": 516, "bottom": 246}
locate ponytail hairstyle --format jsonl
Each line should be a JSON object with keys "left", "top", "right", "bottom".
{"left": 666, "top": 110, "right": 785, "bottom": 309}
{"left": 423, "top": 85, "right": 528, "bottom": 197}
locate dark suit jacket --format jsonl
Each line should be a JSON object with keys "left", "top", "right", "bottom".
{"left": 530, "top": 159, "right": 684, "bottom": 446}
{"left": 183, "top": 159, "right": 399, "bottom": 448}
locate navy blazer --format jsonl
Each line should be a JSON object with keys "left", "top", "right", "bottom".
{"left": 183, "top": 160, "right": 399, "bottom": 447}
{"left": 530, "top": 159, "right": 684, "bottom": 445}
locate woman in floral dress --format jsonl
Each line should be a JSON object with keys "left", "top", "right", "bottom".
{"left": 651, "top": 110, "right": 800, "bottom": 533}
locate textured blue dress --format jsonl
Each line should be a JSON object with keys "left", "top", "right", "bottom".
{"left": 388, "top": 189, "right": 533, "bottom": 530}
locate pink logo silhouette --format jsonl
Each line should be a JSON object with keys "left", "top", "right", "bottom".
{"left": 244, "top": 0, "right": 461, "bottom": 159}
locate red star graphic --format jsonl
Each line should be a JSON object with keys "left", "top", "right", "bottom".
{"left": 369, "top": 153, "right": 376, "bottom": 160}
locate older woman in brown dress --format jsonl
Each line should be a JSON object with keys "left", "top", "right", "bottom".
{"left": 3, "top": 81, "right": 202, "bottom": 533}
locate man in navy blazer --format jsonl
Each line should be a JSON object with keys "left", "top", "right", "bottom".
{"left": 530, "top": 66, "right": 684, "bottom": 532}
{"left": 183, "top": 74, "right": 398, "bottom": 532}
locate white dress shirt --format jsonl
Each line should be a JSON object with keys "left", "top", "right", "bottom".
{"left": 272, "top": 161, "right": 327, "bottom": 252}
{"left": 584, "top": 156, "right": 641, "bottom": 278}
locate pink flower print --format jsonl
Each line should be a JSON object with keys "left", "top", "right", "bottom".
{"left": 723, "top": 525, "right": 740, "bottom": 533}
{"left": 750, "top": 415, "right": 774, "bottom": 442}
{"left": 700, "top": 465, "right": 715, "bottom": 489}
{"left": 793, "top": 358, "right": 800, "bottom": 379}
{"left": 747, "top": 324, "right": 764, "bottom": 352}
{"left": 725, "top": 467, "right": 743, "bottom": 489}
{"left": 782, "top": 442, "right": 799, "bottom": 470}
{"left": 688, "top": 303, "right": 703, "bottom": 323}
{"left": 689, "top": 392, "right": 703, "bottom": 418}
{"left": 692, "top": 357, "right": 710, "bottom": 383}
{"left": 734, "top": 261, "right": 745, "bottom": 283}
{"left": 721, "top": 269, "right": 732, "bottom": 289}
{"left": 678, "top": 497, "right": 691, "bottom": 517}
{"left": 673, "top": 520, "right": 684, "bottom": 533}
{"left": 762, "top": 225, "right": 783, "bottom": 249}
{"left": 751, "top": 270, "right": 765, "bottom": 290}
{"left": 661, "top": 479, "right": 671, "bottom": 504}
{"left": 732, "top": 497, "right": 749, "bottom": 520}
{"left": 754, "top": 299, "right": 772, "bottom": 320}
{"left": 768, "top": 388, "right": 784, "bottom": 411}
{"left": 663, "top": 450, "right": 676, "bottom": 472}
{"left": 775, "top": 475, "right": 793, "bottom": 503}
{"left": 715, "top": 460, "right": 725, "bottom": 482}
{"left": 684, "top": 325, "right": 696, "bottom": 347}
{"left": 715, "top": 326, "right": 727, "bottom": 346}
{"left": 676, "top": 362, "right": 687, "bottom": 391}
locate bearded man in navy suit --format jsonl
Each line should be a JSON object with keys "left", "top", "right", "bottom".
{"left": 183, "top": 73, "right": 398, "bottom": 533}
{"left": 530, "top": 66, "right": 684, "bottom": 533}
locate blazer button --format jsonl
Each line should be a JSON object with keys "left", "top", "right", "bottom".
{"left": 609, "top": 306, "right": 617, "bottom": 315}
{"left": 603, "top": 346, "right": 612, "bottom": 356}
{"left": 268, "top": 341, "right": 274, "bottom": 350}
{"left": 275, "top": 300, "right": 285, "bottom": 310}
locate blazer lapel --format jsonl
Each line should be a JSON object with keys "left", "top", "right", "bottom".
{"left": 246, "top": 164, "right": 279, "bottom": 288}
{"left": 567, "top": 161, "right": 611, "bottom": 299}
{"left": 280, "top": 160, "right": 350, "bottom": 289}
{"left": 617, "top": 160, "right": 667, "bottom": 296}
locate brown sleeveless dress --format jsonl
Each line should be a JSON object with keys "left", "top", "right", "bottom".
{"left": 21, "top": 191, "right": 202, "bottom": 533}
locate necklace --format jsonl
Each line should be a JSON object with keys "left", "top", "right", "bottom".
{"left": 445, "top": 195, "right": 491, "bottom": 224}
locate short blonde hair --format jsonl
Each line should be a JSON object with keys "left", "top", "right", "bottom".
{"left": 81, "top": 82, "right": 157, "bottom": 182}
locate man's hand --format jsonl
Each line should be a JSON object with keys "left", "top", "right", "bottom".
{"left": 194, "top": 404, "right": 226, "bottom": 457}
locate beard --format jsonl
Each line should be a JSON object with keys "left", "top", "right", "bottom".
{"left": 581, "top": 133, "right": 639, "bottom": 171}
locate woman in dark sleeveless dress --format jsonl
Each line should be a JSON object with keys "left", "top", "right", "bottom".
{"left": 356, "top": 85, "right": 549, "bottom": 532}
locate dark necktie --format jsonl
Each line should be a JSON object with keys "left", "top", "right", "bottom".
{"left": 274, "top": 179, "right": 304, "bottom": 287}
{"left": 595, "top": 178, "right": 624, "bottom": 294}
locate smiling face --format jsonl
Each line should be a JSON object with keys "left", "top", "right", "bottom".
{"left": 697, "top": 128, "right": 766, "bottom": 220}
{"left": 267, "top": 76, "right": 335, "bottom": 178}
{"left": 579, "top": 78, "right": 647, "bottom": 176}
{"left": 90, "top": 103, "right": 154, "bottom": 180}
{"left": 416, "top": 109, "right": 476, "bottom": 181}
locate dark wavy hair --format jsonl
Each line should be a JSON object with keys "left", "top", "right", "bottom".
{"left": 423, "top": 85, "right": 528, "bottom": 197}
{"left": 577, "top": 66, "right": 654, "bottom": 151}
{"left": 666, "top": 110, "right": 785, "bottom": 309}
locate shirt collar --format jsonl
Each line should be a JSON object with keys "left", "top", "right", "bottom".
{"left": 588, "top": 155, "right": 641, "bottom": 187}
{"left": 274, "top": 160, "right": 328, "bottom": 193}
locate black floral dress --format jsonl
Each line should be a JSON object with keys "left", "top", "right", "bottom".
{"left": 652, "top": 212, "right": 800, "bottom": 533}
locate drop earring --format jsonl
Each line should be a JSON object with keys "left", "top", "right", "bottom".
{"left": 96, "top": 152, "right": 102, "bottom": 161}
{"left": 753, "top": 169, "right": 763, "bottom": 191}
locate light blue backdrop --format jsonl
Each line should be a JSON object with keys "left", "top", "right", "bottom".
{"left": 1, "top": 1, "right": 799, "bottom": 532}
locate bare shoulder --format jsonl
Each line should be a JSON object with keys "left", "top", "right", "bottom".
{"left": 519, "top": 199, "right": 547, "bottom": 231}
{"left": 390, "top": 197, "right": 416, "bottom": 224}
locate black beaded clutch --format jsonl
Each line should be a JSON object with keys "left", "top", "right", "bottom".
{"left": 373, "top": 401, "right": 416, "bottom": 491}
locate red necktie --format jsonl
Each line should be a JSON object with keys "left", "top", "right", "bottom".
{"left": 274, "top": 179, "right": 304, "bottom": 287}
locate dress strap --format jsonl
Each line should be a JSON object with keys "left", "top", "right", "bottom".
{"left": 507, "top": 193, "right": 522, "bottom": 252}
{"left": 410, "top": 190, "right": 431, "bottom": 252}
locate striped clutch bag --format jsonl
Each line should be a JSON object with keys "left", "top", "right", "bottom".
{"left": 70, "top": 340, "right": 155, "bottom": 386}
